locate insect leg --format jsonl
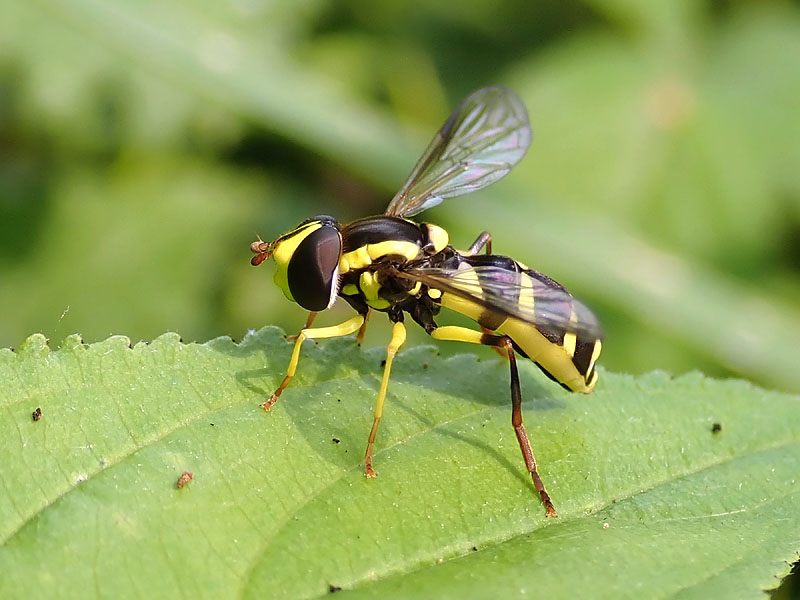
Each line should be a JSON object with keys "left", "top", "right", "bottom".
{"left": 261, "top": 314, "right": 365, "bottom": 411}
{"left": 430, "top": 325, "right": 557, "bottom": 517}
{"left": 364, "top": 321, "right": 407, "bottom": 478}
{"left": 480, "top": 325, "right": 510, "bottom": 360}
{"left": 504, "top": 339, "right": 558, "bottom": 517}
{"left": 355, "top": 308, "right": 372, "bottom": 346}
{"left": 286, "top": 311, "right": 318, "bottom": 341}
{"left": 465, "top": 231, "right": 492, "bottom": 255}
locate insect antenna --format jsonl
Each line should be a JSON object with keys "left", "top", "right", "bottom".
{"left": 250, "top": 237, "right": 273, "bottom": 266}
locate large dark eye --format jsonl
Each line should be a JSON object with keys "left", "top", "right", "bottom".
{"left": 287, "top": 225, "right": 342, "bottom": 311}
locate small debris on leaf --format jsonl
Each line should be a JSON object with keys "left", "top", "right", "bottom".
{"left": 176, "top": 471, "right": 194, "bottom": 489}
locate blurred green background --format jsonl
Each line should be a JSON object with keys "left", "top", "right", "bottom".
{"left": 2, "top": 0, "right": 800, "bottom": 394}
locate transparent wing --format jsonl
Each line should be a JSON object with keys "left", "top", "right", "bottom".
{"left": 385, "top": 87, "right": 532, "bottom": 218}
{"left": 396, "top": 264, "right": 602, "bottom": 338}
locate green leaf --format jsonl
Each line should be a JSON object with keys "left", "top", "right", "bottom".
{"left": 0, "top": 329, "right": 797, "bottom": 598}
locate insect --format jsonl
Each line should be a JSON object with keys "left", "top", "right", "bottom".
{"left": 250, "top": 86, "right": 602, "bottom": 516}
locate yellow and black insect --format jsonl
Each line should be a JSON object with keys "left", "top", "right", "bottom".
{"left": 250, "top": 87, "right": 602, "bottom": 516}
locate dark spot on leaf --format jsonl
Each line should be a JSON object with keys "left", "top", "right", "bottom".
{"left": 332, "top": 437, "right": 341, "bottom": 444}
{"left": 210, "top": 423, "right": 215, "bottom": 426}
{"left": 328, "top": 584, "right": 342, "bottom": 593}
{"left": 380, "top": 359, "right": 386, "bottom": 367}
{"left": 471, "top": 545, "right": 478, "bottom": 551}
{"left": 32, "top": 407, "right": 42, "bottom": 421}
{"left": 711, "top": 422, "right": 722, "bottom": 433}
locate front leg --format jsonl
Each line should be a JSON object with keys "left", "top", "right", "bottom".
{"left": 261, "top": 314, "right": 365, "bottom": 411}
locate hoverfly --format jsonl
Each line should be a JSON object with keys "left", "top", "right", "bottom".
{"left": 250, "top": 87, "right": 602, "bottom": 517}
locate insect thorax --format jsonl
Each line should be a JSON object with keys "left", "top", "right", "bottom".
{"left": 336, "top": 216, "right": 449, "bottom": 326}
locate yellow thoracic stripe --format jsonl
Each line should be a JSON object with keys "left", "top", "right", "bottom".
{"left": 340, "top": 240, "right": 421, "bottom": 273}
{"left": 339, "top": 246, "right": 371, "bottom": 273}
{"left": 427, "top": 288, "right": 442, "bottom": 300}
{"left": 341, "top": 283, "right": 359, "bottom": 296}
{"left": 359, "top": 271, "right": 390, "bottom": 309}
{"left": 424, "top": 223, "right": 450, "bottom": 254}
{"left": 343, "top": 279, "right": 421, "bottom": 301}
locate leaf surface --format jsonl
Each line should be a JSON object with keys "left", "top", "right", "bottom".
{"left": 0, "top": 329, "right": 797, "bottom": 598}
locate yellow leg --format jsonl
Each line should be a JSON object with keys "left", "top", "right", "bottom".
{"left": 261, "top": 314, "right": 365, "bottom": 411}
{"left": 431, "top": 325, "right": 557, "bottom": 517}
{"left": 364, "top": 321, "right": 407, "bottom": 478}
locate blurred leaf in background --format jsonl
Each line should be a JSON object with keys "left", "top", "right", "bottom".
{"left": 1, "top": 0, "right": 800, "bottom": 394}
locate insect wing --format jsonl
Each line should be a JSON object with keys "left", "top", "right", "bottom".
{"left": 385, "top": 87, "right": 532, "bottom": 218}
{"left": 399, "top": 264, "right": 602, "bottom": 338}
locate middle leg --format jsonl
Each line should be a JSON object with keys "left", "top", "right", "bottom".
{"left": 364, "top": 320, "right": 407, "bottom": 478}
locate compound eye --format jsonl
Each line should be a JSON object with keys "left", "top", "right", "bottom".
{"left": 287, "top": 225, "right": 342, "bottom": 311}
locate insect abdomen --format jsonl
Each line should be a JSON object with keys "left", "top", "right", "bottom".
{"left": 439, "top": 255, "right": 601, "bottom": 393}
{"left": 500, "top": 317, "right": 600, "bottom": 393}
